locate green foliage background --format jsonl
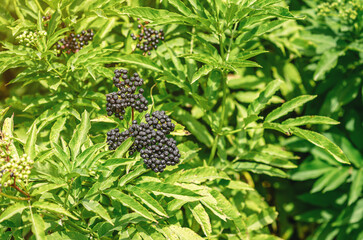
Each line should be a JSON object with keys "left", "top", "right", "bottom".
{"left": 0, "top": 0, "right": 362, "bottom": 239}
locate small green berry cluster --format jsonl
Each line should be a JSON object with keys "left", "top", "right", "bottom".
{"left": 0, "top": 133, "right": 33, "bottom": 188}
{"left": 16, "top": 30, "right": 47, "bottom": 47}
{"left": 317, "top": 0, "right": 362, "bottom": 20}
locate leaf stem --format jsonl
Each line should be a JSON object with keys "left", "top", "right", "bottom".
{"left": 0, "top": 191, "right": 30, "bottom": 201}
{"left": 208, "top": 70, "right": 228, "bottom": 164}
{"left": 11, "top": 182, "right": 30, "bottom": 197}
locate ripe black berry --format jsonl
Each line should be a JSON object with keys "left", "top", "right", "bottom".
{"left": 130, "top": 21, "right": 165, "bottom": 55}
{"left": 106, "top": 111, "right": 179, "bottom": 173}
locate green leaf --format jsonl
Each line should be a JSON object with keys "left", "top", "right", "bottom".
{"left": 0, "top": 106, "right": 10, "bottom": 122}
{"left": 118, "top": 7, "right": 194, "bottom": 24}
{"left": 111, "top": 55, "right": 162, "bottom": 72}
{"left": 247, "top": 207, "right": 278, "bottom": 231}
{"left": 247, "top": 80, "right": 282, "bottom": 115}
{"left": 291, "top": 127, "right": 350, "bottom": 164}
{"left": 188, "top": 202, "right": 212, "bottom": 236}
{"left": 25, "top": 122, "right": 37, "bottom": 160}
{"left": 169, "top": 225, "right": 204, "bottom": 240}
{"left": 233, "top": 162, "right": 287, "bottom": 178}
{"left": 191, "top": 65, "right": 214, "bottom": 84}
{"left": 107, "top": 189, "right": 156, "bottom": 222}
{"left": 51, "top": 141, "right": 71, "bottom": 172}
{"left": 30, "top": 213, "right": 46, "bottom": 240}
{"left": 69, "top": 110, "right": 91, "bottom": 160}
{"left": 210, "top": 189, "right": 247, "bottom": 233}
{"left": 265, "top": 95, "right": 317, "bottom": 122}
{"left": 311, "top": 168, "right": 341, "bottom": 193}
{"left": 169, "top": 0, "right": 193, "bottom": 16}
{"left": 166, "top": 166, "right": 229, "bottom": 184}
{"left": 119, "top": 164, "right": 148, "bottom": 187}
{"left": 137, "top": 182, "right": 201, "bottom": 201}
{"left": 281, "top": 116, "right": 339, "bottom": 127}
{"left": 75, "top": 143, "right": 106, "bottom": 168}
{"left": 112, "top": 137, "right": 133, "bottom": 158}
{"left": 50, "top": 117, "right": 67, "bottom": 144}
{"left": 348, "top": 169, "right": 363, "bottom": 205}
{"left": 31, "top": 183, "right": 67, "bottom": 196}
{"left": 322, "top": 168, "right": 349, "bottom": 193}
{"left": 126, "top": 185, "right": 168, "bottom": 217}
{"left": 32, "top": 201, "right": 78, "bottom": 220}
{"left": 173, "top": 108, "right": 213, "bottom": 147}
{"left": 82, "top": 199, "right": 113, "bottom": 225}
{"left": 0, "top": 202, "right": 28, "bottom": 222}
{"left": 314, "top": 49, "right": 344, "bottom": 81}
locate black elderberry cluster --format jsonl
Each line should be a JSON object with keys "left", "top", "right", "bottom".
{"left": 131, "top": 20, "right": 165, "bottom": 55}
{"left": 106, "top": 111, "right": 180, "bottom": 172}
{"left": 56, "top": 29, "right": 94, "bottom": 54}
{"left": 106, "top": 69, "right": 148, "bottom": 120}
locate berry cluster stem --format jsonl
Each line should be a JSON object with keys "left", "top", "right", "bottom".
{"left": 11, "top": 182, "right": 30, "bottom": 197}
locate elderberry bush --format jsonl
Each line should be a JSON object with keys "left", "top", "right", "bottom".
{"left": 106, "top": 111, "right": 180, "bottom": 172}
{"left": 56, "top": 29, "right": 94, "bottom": 54}
{"left": 106, "top": 69, "right": 148, "bottom": 120}
{"left": 130, "top": 19, "right": 165, "bottom": 55}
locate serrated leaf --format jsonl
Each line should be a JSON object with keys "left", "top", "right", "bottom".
{"left": 112, "top": 137, "right": 133, "bottom": 158}
{"left": 282, "top": 116, "right": 339, "bottom": 127}
{"left": 349, "top": 169, "right": 363, "bottom": 205}
{"left": 107, "top": 189, "right": 156, "bottom": 222}
{"left": 233, "top": 162, "right": 287, "bottom": 178}
{"left": 247, "top": 80, "right": 282, "bottom": 115}
{"left": 0, "top": 202, "right": 28, "bottom": 222}
{"left": 166, "top": 166, "right": 229, "bottom": 184}
{"left": 51, "top": 141, "right": 71, "bottom": 172}
{"left": 50, "top": 117, "right": 67, "bottom": 144}
{"left": 314, "top": 49, "right": 344, "bottom": 81}
{"left": 31, "top": 183, "right": 67, "bottom": 196}
{"left": 82, "top": 200, "right": 113, "bottom": 225}
{"left": 32, "top": 201, "right": 78, "bottom": 220}
{"left": 25, "top": 122, "right": 37, "bottom": 160}
{"left": 265, "top": 95, "right": 317, "bottom": 122}
{"left": 127, "top": 185, "right": 168, "bottom": 217}
{"left": 188, "top": 202, "right": 212, "bottom": 236}
{"left": 30, "top": 213, "right": 45, "bottom": 240}
{"left": 247, "top": 207, "right": 278, "bottom": 231}
{"left": 112, "top": 55, "right": 162, "bottom": 72}
{"left": 169, "top": 225, "right": 204, "bottom": 240}
{"left": 191, "top": 65, "right": 214, "bottom": 84}
{"left": 119, "top": 165, "right": 149, "bottom": 187}
{"left": 75, "top": 143, "right": 106, "bottom": 168}
{"left": 291, "top": 127, "right": 350, "bottom": 164}
{"left": 169, "top": 0, "right": 193, "bottom": 16}
{"left": 137, "top": 182, "right": 201, "bottom": 201}
{"left": 69, "top": 110, "right": 91, "bottom": 160}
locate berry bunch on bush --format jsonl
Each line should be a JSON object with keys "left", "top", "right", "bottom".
{"left": 106, "top": 69, "right": 148, "bottom": 120}
{"left": 16, "top": 30, "right": 47, "bottom": 47}
{"left": 130, "top": 19, "right": 165, "bottom": 55}
{"left": 106, "top": 111, "right": 180, "bottom": 172}
{"left": 0, "top": 132, "right": 33, "bottom": 188}
{"left": 56, "top": 29, "right": 94, "bottom": 54}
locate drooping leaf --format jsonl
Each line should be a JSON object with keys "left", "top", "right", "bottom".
{"left": 0, "top": 202, "right": 28, "bottom": 222}
{"left": 126, "top": 185, "right": 168, "bottom": 217}
{"left": 291, "top": 127, "right": 350, "bottom": 164}
{"left": 32, "top": 201, "right": 78, "bottom": 220}
{"left": 82, "top": 199, "right": 113, "bottom": 225}
{"left": 69, "top": 110, "right": 91, "bottom": 160}
{"left": 265, "top": 95, "right": 317, "bottom": 122}
{"left": 247, "top": 80, "right": 282, "bottom": 116}
{"left": 107, "top": 189, "right": 156, "bottom": 222}
{"left": 30, "top": 213, "right": 46, "bottom": 240}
